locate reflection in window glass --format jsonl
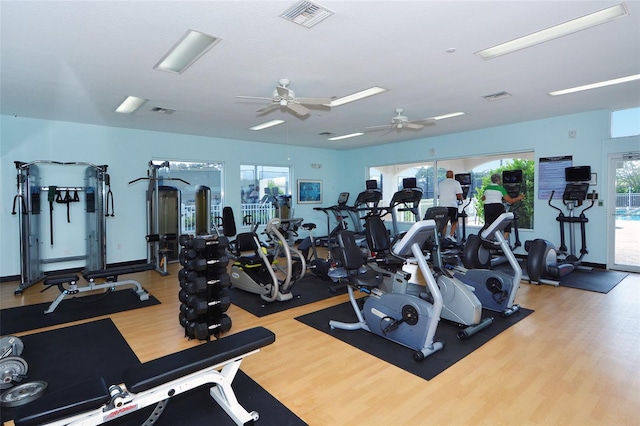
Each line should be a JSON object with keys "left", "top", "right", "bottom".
{"left": 240, "top": 165, "right": 291, "bottom": 225}
{"left": 157, "top": 161, "right": 223, "bottom": 235}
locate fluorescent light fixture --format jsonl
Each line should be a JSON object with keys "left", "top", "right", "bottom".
{"left": 329, "top": 87, "right": 386, "bottom": 107}
{"left": 476, "top": 3, "right": 628, "bottom": 59}
{"left": 431, "top": 112, "right": 465, "bottom": 120}
{"left": 549, "top": 74, "right": 640, "bottom": 96}
{"left": 115, "top": 96, "right": 147, "bottom": 114}
{"left": 249, "top": 119, "right": 285, "bottom": 130}
{"left": 154, "top": 29, "right": 221, "bottom": 74}
{"left": 328, "top": 132, "right": 364, "bottom": 141}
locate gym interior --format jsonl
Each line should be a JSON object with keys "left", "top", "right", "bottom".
{"left": 1, "top": 2, "right": 639, "bottom": 425}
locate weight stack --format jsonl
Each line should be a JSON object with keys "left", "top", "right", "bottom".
{"left": 178, "top": 234, "right": 232, "bottom": 341}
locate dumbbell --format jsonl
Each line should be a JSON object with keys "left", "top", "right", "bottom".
{"left": 182, "top": 315, "right": 232, "bottom": 340}
{"left": 180, "top": 274, "right": 231, "bottom": 295}
{"left": 180, "top": 296, "right": 231, "bottom": 320}
{"left": 183, "top": 256, "right": 229, "bottom": 271}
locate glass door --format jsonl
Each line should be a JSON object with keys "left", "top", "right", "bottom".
{"left": 608, "top": 154, "right": 640, "bottom": 272}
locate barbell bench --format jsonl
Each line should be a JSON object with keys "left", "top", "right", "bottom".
{"left": 14, "top": 326, "right": 276, "bottom": 426}
{"left": 42, "top": 263, "right": 153, "bottom": 314}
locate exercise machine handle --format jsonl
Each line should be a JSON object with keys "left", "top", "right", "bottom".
{"left": 548, "top": 190, "right": 564, "bottom": 216}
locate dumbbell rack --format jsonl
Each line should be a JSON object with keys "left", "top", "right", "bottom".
{"left": 178, "top": 234, "right": 232, "bottom": 341}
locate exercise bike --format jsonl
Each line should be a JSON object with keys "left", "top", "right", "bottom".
{"left": 366, "top": 210, "right": 493, "bottom": 339}
{"left": 329, "top": 220, "right": 444, "bottom": 362}
{"left": 228, "top": 216, "right": 305, "bottom": 302}
{"left": 525, "top": 167, "right": 595, "bottom": 285}
{"left": 453, "top": 212, "right": 522, "bottom": 317}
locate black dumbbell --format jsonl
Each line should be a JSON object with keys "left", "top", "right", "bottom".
{"left": 185, "top": 315, "right": 232, "bottom": 340}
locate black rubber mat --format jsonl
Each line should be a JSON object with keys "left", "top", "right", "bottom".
{"left": 556, "top": 269, "right": 628, "bottom": 293}
{"left": 230, "top": 274, "right": 347, "bottom": 317}
{"left": 296, "top": 301, "right": 533, "bottom": 381}
{"left": 0, "top": 289, "right": 161, "bottom": 335}
{"left": 3, "top": 319, "right": 306, "bottom": 426}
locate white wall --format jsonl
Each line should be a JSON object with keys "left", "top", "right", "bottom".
{"left": 2, "top": 110, "right": 638, "bottom": 278}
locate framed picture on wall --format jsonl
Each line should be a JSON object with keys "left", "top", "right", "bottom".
{"left": 297, "top": 179, "right": 322, "bottom": 204}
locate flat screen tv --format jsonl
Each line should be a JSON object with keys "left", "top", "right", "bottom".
{"left": 565, "top": 166, "right": 591, "bottom": 182}
{"left": 337, "top": 192, "right": 349, "bottom": 205}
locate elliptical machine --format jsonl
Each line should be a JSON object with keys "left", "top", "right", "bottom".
{"left": 525, "top": 166, "right": 595, "bottom": 285}
{"left": 329, "top": 219, "right": 444, "bottom": 361}
{"left": 228, "top": 214, "right": 305, "bottom": 302}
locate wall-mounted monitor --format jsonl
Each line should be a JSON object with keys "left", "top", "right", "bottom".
{"left": 565, "top": 166, "right": 591, "bottom": 182}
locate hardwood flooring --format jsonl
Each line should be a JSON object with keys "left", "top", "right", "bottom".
{"left": 1, "top": 264, "right": 639, "bottom": 425}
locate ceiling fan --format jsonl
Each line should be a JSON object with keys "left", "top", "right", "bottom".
{"left": 236, "top": 78, "right": 332, "bottom": 117}
{"left": 365, "top": 108, "right": 436, "bottom": 133}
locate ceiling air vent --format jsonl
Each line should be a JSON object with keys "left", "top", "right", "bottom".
{"left": 483, "top": 91, "right": 512, "bottom": 101}
{"left": 151, "top": 107, "right": 175, "bottom": 114}
{"left": 280, "top": 1, "right": 334, "bottom": 28}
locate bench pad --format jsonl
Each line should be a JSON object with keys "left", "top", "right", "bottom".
{"left": 14, "top": 376, "right": 109, "bottom": 426}
{"left": 83, "top": 263, "right": 155, "bottom": 280}
{"left": 123, "top": 326, "right": 275, "bottom": 393}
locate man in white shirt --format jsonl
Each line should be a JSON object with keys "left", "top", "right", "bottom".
{"left": 438, "top": 170, "right": 463, "bottom": 242}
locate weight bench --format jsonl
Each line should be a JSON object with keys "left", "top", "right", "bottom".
{"left": 13, "top": 326, "right": 276, "bottom": 426}
{"left": 42, "top": 263, "right": 153, "bottom": 314}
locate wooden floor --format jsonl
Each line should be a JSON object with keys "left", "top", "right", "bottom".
{"left": 1, "top": 263, "right": 639, "bottom": 425}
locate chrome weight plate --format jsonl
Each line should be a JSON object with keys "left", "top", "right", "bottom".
{"left": 0, "top": 356, "right": 29, "bottom": 390}
{"left": 0, "top": 336, "right": 24, "bottom": 358}
{"left": 0, "top": 381, "right": 47, "bottom": 407}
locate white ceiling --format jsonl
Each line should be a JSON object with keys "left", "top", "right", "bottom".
{"left": 2, "top": 1, "right": 639, "bottom": 150}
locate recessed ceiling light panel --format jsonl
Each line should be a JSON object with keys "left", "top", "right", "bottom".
{"left": 115, "top": 96, "right": 147, "bottom": 114}
{"left": 154, "top": 29, "right": 221, "bottom": 74}
{"left": 476, "top": 3, "right": 629, "bottom": 59}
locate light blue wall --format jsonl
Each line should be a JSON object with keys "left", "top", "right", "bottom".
{"left": 2, "top": 110, "right": 638, "bottom": 278}
{"left": 0, "top": 116, "right": 341, "bottom": 277}
{"left": 336, "top": 110, "right": 639, "bottom": 264}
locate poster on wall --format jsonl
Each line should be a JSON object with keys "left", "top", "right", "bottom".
{"left": 538, "top": 155, "right": 572, "bottom": 200}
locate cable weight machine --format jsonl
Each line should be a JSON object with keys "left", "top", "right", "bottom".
{"left": 12, "top": 161, "right": 110, "bottom": 294}
{"left": 129, "top": 161, "right": 190, "bottom": 276}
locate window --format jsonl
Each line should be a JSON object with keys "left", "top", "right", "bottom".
{"left": 611, "top": 107, "right": 640, "bottom": 138}
{"left": 369, "top": 151, "right": 534, "bottom": 231}
{"left": 157, "top": 160, "right": 224, "bottom": 234}
{"left": 240, "top": 164, "right": 291, "bottom": 226}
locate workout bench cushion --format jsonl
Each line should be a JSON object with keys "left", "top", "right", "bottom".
{"left": 83, "top": 263, "right": 155, "bottom": 280}
{"left": 122, "top": 326, "right": 276, "bottom": 393}
{"left": 14, "top": 376, "right": 110, "bottom": 426}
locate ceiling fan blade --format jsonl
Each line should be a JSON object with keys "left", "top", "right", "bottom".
{"left": 296, "top": 97, "right": 333, "bottom": 106}
{"left": 365, "top": 124, "right": 392, "bottom": 131}
{"left": 405, "top": 123, "right": 425, "bottom": 130}
{"left": 256, "top": 103, "right": 280, "bottom": 114}
{"left": 286, "top": 102, "right": 310, "bottom": 116}
{"left": 236, "top": 95, "right": 272, "bottom": 101}
{"left": 412, "top": 118, "right": 437, "bottom": 126}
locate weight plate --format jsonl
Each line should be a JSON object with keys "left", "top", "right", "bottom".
{"left": 0, "top": 356, "right": 29, "bottom": 390}
{"left": 0, "top": 381, "right": 47, "bottom": 407}
{"left": 0, "top": 336, "right": 24, "bottom": 358}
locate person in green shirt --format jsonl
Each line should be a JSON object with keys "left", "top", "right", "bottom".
{"left": 481, "top": 174, "right": 525, "bottom": 241}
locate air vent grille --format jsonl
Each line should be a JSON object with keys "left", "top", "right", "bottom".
{"left": 151, "top": 107, "right": 175, "bottom": 114}
{"left": 483, "top": 91, "right": 512, "bottom": 101}
{"left": 280, "top": 1, "right": 333, "bottom": 28}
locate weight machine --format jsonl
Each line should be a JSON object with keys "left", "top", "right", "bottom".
{"left": 129, "top": 161, "right": 189, "bottom": 276}
{"left": 11, "top": 161, "right": 110, "bottom": 294}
